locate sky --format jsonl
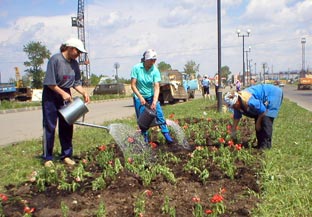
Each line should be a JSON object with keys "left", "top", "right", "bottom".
{"left": 0, "top": 0, "right": 311, "bottom": 83}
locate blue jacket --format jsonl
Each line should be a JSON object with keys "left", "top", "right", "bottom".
{"left": 234, "top": 84, "right": 283, "bottom": 119}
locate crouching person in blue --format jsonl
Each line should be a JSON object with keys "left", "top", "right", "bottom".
{"left": 224, "top": 84, "right": 283, "bottom": 149}
{"left": 42, "top": 38, "right": 90, "bottom": 167}
{"left": 130, "top": 49, "right": 173, "bottom": 144}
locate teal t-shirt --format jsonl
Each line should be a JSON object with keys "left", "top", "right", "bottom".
{"left": 131, "top": 63, "right": 161, "bottom": 98}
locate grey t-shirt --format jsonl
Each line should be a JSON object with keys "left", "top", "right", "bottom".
{"left": 43, "top": 53, "right": 82, "bottom": 88}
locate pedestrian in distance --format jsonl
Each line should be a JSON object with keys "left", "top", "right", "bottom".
{"left": 42, "top": 38, "right": 90, "bottom": 167}
{"left": 235, "top": 79, "right": 241, "bottom": 91}
{"left": 224, "top": 84, "right": 283, "bottom": 149}
{"left": 201, "top": 75, "right": 211, "bottom": 100}
{"left": 130, "top": 49, "right": 174, "bottom": 144}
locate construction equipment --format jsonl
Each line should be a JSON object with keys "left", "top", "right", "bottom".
{"left": 0, "top": 83, "right": 16, "bottom": 101}
{"left": 159, "top": 70, "right": 198, "bottom": 104}
{"left": 297, "top": 74, "right": 312, "bottom": 90}
{"left": 14, "top": 67, "right": 32, "bottom": 101}
{"left": 71, "top": 0, "right": 90, "bottom": 86}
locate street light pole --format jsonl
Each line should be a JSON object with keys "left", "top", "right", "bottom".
{"left": 237, "top": 29, "right": 251, "bottom": 86}
{"left": 245, "top": 46, "right": 251, "bottom": 85}
{"left": 301, "top": 37, "right": 306, "bottom": 78}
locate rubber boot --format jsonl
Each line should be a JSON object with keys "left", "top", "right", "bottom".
{"left": 142, "top": 131, "right": 149, "bottom": 143}
{"left": 163, "top": 132, "right": 173, "bottom": 144}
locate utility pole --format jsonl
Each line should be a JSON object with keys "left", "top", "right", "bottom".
{"left": 71, "top": 0, "right": 90, "bottom": 86}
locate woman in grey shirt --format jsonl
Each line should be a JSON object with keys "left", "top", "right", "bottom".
{"left": 42, "top": 38, "right": 90, "bottom": 167}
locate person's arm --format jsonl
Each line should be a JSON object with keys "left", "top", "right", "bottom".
{"left": 151, "top": 82, "right": 160, "bottom": 110}
{"left": 74, "top": 85, "right": 90, "bottom": 103}
{"left": 48, "top": 85, "right": 71, "bottom": 102}
{"left": 131, "top": 78, "right": 146, "bottom": 105}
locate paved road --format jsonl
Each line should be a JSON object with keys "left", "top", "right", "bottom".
{"left": 280, "top": 85, "right": 312, "bottom": 112}
{"left": 0, "top": 85, "right": 311, "bottom": 147}
{"left": 0, "top": 98, "right": 135, "bottom": 147}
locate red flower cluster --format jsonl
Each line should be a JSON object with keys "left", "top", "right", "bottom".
{"left": 0, "top": 193, "right": 8, "bottom": 202}
{"left": 24, "top": 206, "right": 35, "bottom": 214}
{"left": 149, "top": 142, "right": 157, "bottom": 149}
{"left": 235, "top": 144, "right": 242, "bottom": 150}
{"left": 127, "top": 137, "right": 135, "bottom": 143}
{"left": 144, "top": 190, "right": 153, "bottom": 197}
{"left": 98, "top": 144, "right": 107, "bottom": 151}
{"left": 210, "top": 194, "right": 224, "bottom": 203}
{"left": 192, "top": 196, "right": 200, "bottom": 203}
{"left": 218, "top": 138, "right": 225, "bottom": 144}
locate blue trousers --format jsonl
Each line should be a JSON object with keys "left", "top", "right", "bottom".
{"left": 42, "top": 87, "right": 73, "bottom": 161}
{"left": 133, "top": 96, "right": 169, "bottom": 135}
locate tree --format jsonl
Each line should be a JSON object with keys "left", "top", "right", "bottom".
{"left": 23, "top": 41, "right": 51, "bottom": 88}
{"left": 220, "top": 65, "right": 231, "bottom": 82}
{"left": 157, "top": 61, "right": 172, "bottom": 72}
{"left": 184, "top": 60, "right": 199, "bottom": 78}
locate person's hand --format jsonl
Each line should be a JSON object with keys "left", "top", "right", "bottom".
{"left": 62, "top": 92, "right": 72, "bottom": 102}
{"left": 83, "top": 93, "right": 90, "bottom": 104}
{"left": 150, "top": 101, "right": 157, "bottom": 110}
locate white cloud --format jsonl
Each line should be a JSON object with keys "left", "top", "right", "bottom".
{"left": 0, "top": 0, "right": 311, "bottom": 82}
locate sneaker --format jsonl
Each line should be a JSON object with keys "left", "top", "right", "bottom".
{"left": 63, "top": 157, "right": 76, "bottom": 166}
{"left": 163, "top": 132, "right": 174, "bottom": 144}
{"left": 44, "top": 160, "right": 54, "bottom": 167}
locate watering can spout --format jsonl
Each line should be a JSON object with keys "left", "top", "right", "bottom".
{"left": 74, "top": 121, "right": 110, "bottom": 131}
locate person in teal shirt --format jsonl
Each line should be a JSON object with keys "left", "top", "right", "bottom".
{"left": 130, "top": 49, "right": 173, "bottom": 144}
{"left": 224, "top": 84, "right": 283, "bottom": 149}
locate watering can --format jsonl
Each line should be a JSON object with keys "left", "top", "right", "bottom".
{"left": 59, "top": 97, "right": 89, "bottom": 125}
{"left": 137, "top": 104, "right": 158, "bottom": 131}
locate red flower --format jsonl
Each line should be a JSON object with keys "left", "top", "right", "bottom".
{"left": 144, "top": 190, "right": 153, "bottom": 197}
{"left": 98, "top": 145, "right": 107, "bottom": 151}
{"left": 220, "top": 188, "right": 226, "bottom": 194}
{"left": 24, "top": 206, "right": 35, "bottom": 214}
{"left": 127, "top": 137, "right": 135, "bottom": 143}
{"left": 127, "top": 158, "right": 134, "bottom": 164}
{"left": 226, "top": 125, "right": 232, "bottom": 130}
{"left": 149, "top": 142, "right": 157, "bottom": 149}
{"left": 227, "top": 140, "right": 234, "bottom": 147}
{"left": 218, "top": 138, "right": 225, "bottom": 144}
{"left": 235, "top": 144, "right": 242, "bottom": 150}
{"left": 205, "top": 209, "right": 213, "bottom": 214}
{"left": 192, "top": 196, "right": 200, "bottom": 203}
{"left": 210, "top": 194, "right": 223, "bottom": 203}
{"left": 0, "top": 193, "right": 8, "bottom": 202}
{"left": 183, "top": 124, "right": 188, "bottom": 129}
{"left": 168, "top": 113, "right": 175, "bottom": 119}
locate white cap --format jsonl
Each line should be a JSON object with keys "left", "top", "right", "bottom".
{"left": 224, "top": 91, "right": 239, "bottom": 108}
{"left": 65, "top": 38, "right": 87, "bottom": 53}
{"left": 144, "top": 49, "right": 157, "bottom": 60}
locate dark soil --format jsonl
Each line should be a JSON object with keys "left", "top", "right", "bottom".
{"left": 2, "top": 118, "right": 262, "bottom": 217}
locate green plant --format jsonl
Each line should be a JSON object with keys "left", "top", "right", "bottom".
{"left": 95, "top": 201, "right": 106, "bottom": 217}
{"left": 60, "top": 201, "right": 69, "bottom": 217}
{"left": 133, "top": 194, "right": 145, "bottom": 217}
{"left": 161, "top": 195, "right": 176, "bottom": 217}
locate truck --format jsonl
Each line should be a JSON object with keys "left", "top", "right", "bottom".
{"left": 0, "top": 83, "right": 16, "bottom": 101}
{"left": 158, "top": 70, "right": 198, "bottom": 104}
{"left": 297, "top": 74, "right": 312, "bottom": 90}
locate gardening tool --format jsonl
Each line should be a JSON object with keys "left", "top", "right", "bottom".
{"left": 137, "top": 104, "right": 164, "bottom": 131}
{"left": 74, "top": 121, "right": 110, "bottom": 130}
{"left": 59, "top": 97, "right": 89, "bottom": 125}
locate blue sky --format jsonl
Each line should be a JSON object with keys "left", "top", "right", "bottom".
{"left": 0, "top": 0, "right": 311, "bottom": 83}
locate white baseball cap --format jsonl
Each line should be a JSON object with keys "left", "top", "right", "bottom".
{"left": 144, "top": 49, "right": 157, "bottom": 60}
{"left": 65, "top": 38, "right": 87, "bottom": 53}
{"left": 224, "top": 91, "right": 239, "bottom": 108}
